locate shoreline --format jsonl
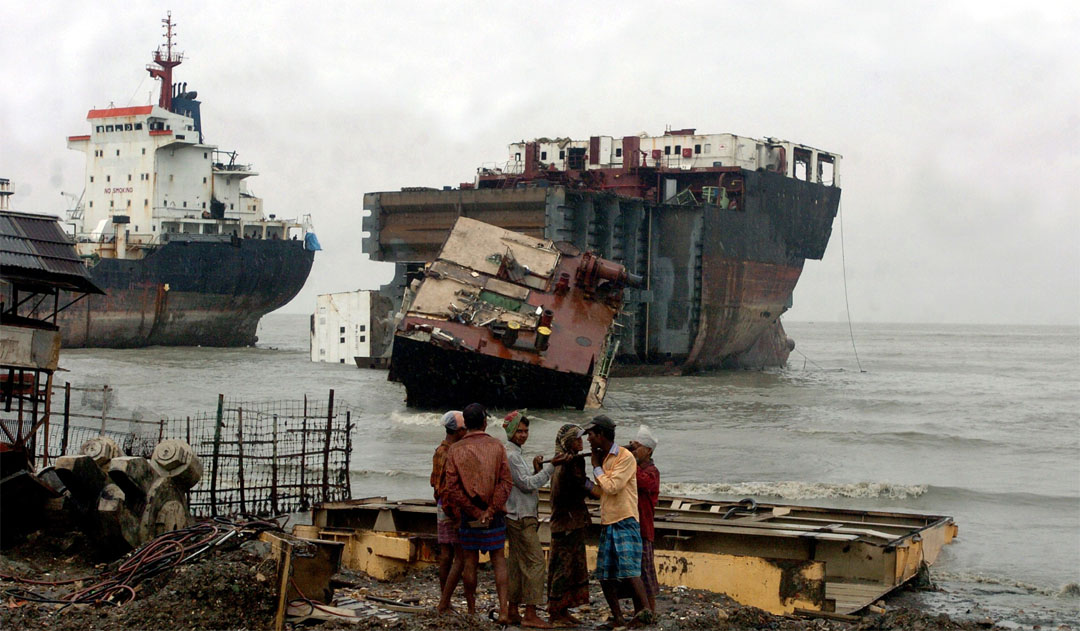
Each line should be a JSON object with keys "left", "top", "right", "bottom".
{"left": 0, "top": 530, "right": 1021, "bottom": 631}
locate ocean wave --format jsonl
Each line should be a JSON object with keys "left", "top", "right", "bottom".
{"left": 349, "top": 468, "right": 426, "bottom": 479}
{"left": 933, "top": 571, "right": 1077, "bottom": 599}
{"left": 389, "top": 410, "right": 442, "bottom": 426}
{"left": 660, "top": 480, "right": 929, "bottom": 500}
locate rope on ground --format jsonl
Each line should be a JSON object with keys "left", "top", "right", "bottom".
{"left": 837, "top": 201, "right": 865, "bottom": 373}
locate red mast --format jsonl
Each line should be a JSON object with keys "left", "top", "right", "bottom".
{"left": 146, "top": 12, "right": 183, "bottom": 111}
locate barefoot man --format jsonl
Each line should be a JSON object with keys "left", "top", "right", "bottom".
{"left": 580, "top": 415, "right": 652, "bottom": 628}
{"left": 431, "top": 411, "right": 466, "bottom": 595}
{"left": 438, "top": 403, "right": 513, "bottom": 622}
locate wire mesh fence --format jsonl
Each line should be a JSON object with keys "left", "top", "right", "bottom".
{"left": 23, "top": 388, "right": 352, "bottom": 518}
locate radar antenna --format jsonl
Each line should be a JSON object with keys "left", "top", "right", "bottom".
{"left": 145, "top": 12, "right": 183, "bottom": 111}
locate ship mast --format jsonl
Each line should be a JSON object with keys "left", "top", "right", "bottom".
{"left": 146, "top": 12, "right": 183, "bottom": 111}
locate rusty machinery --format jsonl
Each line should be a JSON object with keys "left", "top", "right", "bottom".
{"left": 41, "top": 436, "right": 203, "bottom": 553}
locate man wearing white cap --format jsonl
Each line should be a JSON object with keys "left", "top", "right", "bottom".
{"left": 629, "top": 425, "right": 660, "bottom": 613}
{"left": 431, "top": 411, "right": 466, "bottom": 595}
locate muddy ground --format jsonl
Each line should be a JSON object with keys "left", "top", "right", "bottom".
{"left": 0, "top": 530, "right": 1017, "bottom": 631}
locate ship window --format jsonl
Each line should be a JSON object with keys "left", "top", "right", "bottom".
{"left": 793, "top": 148, "right": 812, "bottom": 181}
{"left": 202, "top": 202, "right": 206, "bottom": 208}
{"left": 89, "top": 201, "right": 93, "bottom": 208}
{"left": 106, "top": 175, "right": 111, "bottom": 182}
{"left": 360, "top": 335, "right": 366, "bottom": 342}
{"left": 145, "top": 199, "right": 149, "bottom": 207}
{"left": 615, "top": 148, "right": 622, "bottom": 157}
{"left": 176, "top": 134, "right": 185, "bottom": 140}
{"left": 817, "top": 154, "right": 836, "bottom": 186}
{"left": 127, "top": 199, "right": 131, "bottom": 207}
{"left": 142, "top": 148, "right": 146, "bottom": 155}
{"left": 96, "top": 125, "right": 104, "bottom": 132}
{"left": 559, "top": 150, "right": 565, "bottom": 160}
{"left": 340, "top": 327, "right": 345, "bottom": 334}
{"left": 128, "top": 174, "right": 132, "bottom": 181}
{"left": 124, "top": 123, "right": 132, "bottom": 131}
{"left": 90, "top": 176, "right": 94, "bottom": 183}
{"left": 339, "top": 337, "right": 346, "bottom": 344}
{"left": 541, "top": 151, "right": 547, "bottom": 160}
{"left": 515, "top": 152, "right": 521, "bottom": 161}
{"left": 183, "top": 201, "right": 187, "bottom": 207}
{"left": 203, "top": 177, "right": 207, "bottom": 183}
{"left": 135, "top": 123, "right": 142, "bottom": 130}
{"left": 204, "top": 152, "right": 208, "bottom": 159}
{"left": 110, "top": 201, "right": 114, "bottom": 208}
{"left": 106, "top": 125, "right": 114, "bottom": 132}
{"left": 319, "top": 349, "right": 325, "bottom": 355}
{"left": 134, "top": 225, "right": 138, "bottom": 231}
{"left": 674, "top": 145, "right": 681, "bottom": 154}
{"left": 339, "top": 358, "right": 345, "bottom": 363}
{"left": 359, "top": 324, "right": 366, "bottom": 332}
{"left": 664, "top": 146, "right": 671, "bottom": 155}
{"left": 694, "top": 144, "right": 701, "bottom": 154}
{"left": 230, "top": 203, "right": 234, "bottom": 209}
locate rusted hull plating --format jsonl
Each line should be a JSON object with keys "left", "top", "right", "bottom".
{"left": 389, "top": 217, "right": 633, "bottom": 409}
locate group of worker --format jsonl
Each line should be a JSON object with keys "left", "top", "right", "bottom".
{"left": 430, "top": 403, "right": 660, "bottom": 629}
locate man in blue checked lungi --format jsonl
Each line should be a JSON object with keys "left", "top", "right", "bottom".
{"left": 437, "top": 403, "right": 514, "bottom": 622}
{"left": 580, "top": 415, "right": 653, "bottom": 628}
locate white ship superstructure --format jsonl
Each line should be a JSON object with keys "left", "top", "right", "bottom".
{"left": 490, "top": 128, "right": 840, "bottom": 187}
{"left": 65, "top": 13, "right": 309, "bottom": 261}
{"left": 51, "top": 13, "right": 318, "bottom": 349}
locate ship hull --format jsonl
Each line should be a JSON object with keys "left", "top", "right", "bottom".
{"left": 389, "top": 335, "right": 595, "bottom": 410}
{"left": 58, "top": 237, "right": 314, "bottom": 348}
{"left": 363, "top": 169, "right": 840, "bottom": 370}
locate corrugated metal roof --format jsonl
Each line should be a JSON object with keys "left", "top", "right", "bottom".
{"left": 0, "top": 210, "right": 104, "bottom": 294}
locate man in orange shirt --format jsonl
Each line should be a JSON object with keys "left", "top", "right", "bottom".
{"left": 580, "top": 415, "right": 651, "bottom": 628}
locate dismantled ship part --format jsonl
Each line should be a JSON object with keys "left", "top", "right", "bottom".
{"left": 388, "top": 216, "right": 641, "bottom": 409}
{"left": 1, "top": 209, "right": 105, "bottom": 546}
{"left": 296, "top": 493, "right": 957, "bottom": 617}
{"left": 57, "top": 13, "right": 316, "bottom": 348}
{"left": 45, "top": 436, "right": 203, "bottom": 553}
{"left": 363, "top": 129, "right": 840, "bottom": 371}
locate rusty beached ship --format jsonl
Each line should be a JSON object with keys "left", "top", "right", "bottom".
{"left": 365, "top": 129, "right": 841, "bottom": 373}
{"left": 389, "top": 216, "right": 641, "bottom": 409}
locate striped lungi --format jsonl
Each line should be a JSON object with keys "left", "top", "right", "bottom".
{"left": 640, "top": 538, "right": 659, "bottom": 598}
{"left": 458, "top": 513, "right": 506, "bottom": 552}
{"left": 595, "top": 517, "right": 642, "bottom": 581}
{"left": 436, "top": 504, "right": 458, "bottom": 545}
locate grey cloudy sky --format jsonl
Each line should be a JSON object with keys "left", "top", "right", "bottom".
{"left": 3, "top": 2, "right": 1077, "bottom": 326}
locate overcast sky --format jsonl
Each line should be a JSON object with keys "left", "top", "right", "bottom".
{"left": 2, "top": 2, "right": 1077, "bottom": 326}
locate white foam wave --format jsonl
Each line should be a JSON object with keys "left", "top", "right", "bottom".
{"left": 933, "top": 571, "right": 1072, "bottom": 599}
{"left": 349, "top": 468, "right": 424, "bottom": 479}
{"left": 660, "top": 480, "right": 929, "bottom": 500}
{"left": 389, "top": 410, "right": 441, "bottom": 426}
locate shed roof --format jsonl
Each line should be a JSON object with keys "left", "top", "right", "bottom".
{"left": 0, "top": 210, "right": 104, "bottom": 294}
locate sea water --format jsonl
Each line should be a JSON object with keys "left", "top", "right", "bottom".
{"left": 54, "top": 314, "right": 1080, "bottom": 628}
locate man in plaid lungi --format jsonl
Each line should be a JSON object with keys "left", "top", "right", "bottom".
{"left": 580, "top": 415, "right": 652, "bottom": 628}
